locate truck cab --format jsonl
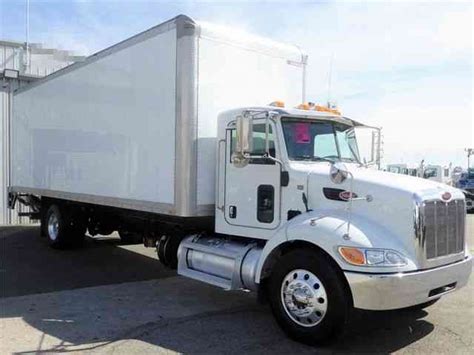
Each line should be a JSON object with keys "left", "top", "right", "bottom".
{"left": 423, "top": 165, "right": 453, "bottom": 185}
{"left": 387, "top": 163, "right": 408, "bottom": 174}
{"left": 178, "top": 104, "right": 472, "bottom": 343}
{"left": 423, "top": 165, "right": 452, "bottom": 185}
{"left": 215, "top": 105, "right": 369, "bottom": 237}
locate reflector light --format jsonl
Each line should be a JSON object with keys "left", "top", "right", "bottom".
{"left": 314, "top": 105, "right": 341, "bottom": 115}
{"left": 314, "top": 105, "right": 330, "bottom": 112}
{"left": 296, "top": 103, "right": 310, "bottom": 110}
{"left": 269, "top": 100, "right": 285, "bottom": 108}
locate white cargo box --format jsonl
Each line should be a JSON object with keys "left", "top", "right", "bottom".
{"left": 11, "top": 15, "right": 306, "bottom": 217}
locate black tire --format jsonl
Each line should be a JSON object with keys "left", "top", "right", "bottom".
{"left": 156, "top": 235, "right": 169, "bottom": 266}
{"left": 156, "top": 234, "right": 184, "bottom": 269}
{"left": 118, "top": 231, "right": 142, "bottom": 245}
{"left": 267, "top": 249, "right": 350, "bottom": 345}
{"left": 403, "top": 298, "right": 440, "bottom": 311}
{"left": 44, "top": 204, "right": 84, "bottom": 249}
{"left": 40, "top": 209, "right": 48, "bottom": 238}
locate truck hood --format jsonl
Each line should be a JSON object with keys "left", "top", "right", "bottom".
{"left": 289, "top": 162, "right": 463, "bottom": 200}
{"left": 288, "top": 162, "right": 465, "bottom": 265}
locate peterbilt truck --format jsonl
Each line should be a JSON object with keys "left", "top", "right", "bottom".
{"left": 8, "top": 15, "right": 472, "bottom": 344}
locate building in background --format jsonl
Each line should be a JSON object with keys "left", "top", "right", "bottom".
{"left": 1, "top": 40, "right": 84, "bottom": 225}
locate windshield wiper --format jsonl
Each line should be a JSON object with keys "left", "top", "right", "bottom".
{"left": 313, "top": 156, "right": 336, "bottom": 163}
{"left": 340, "top": 157, "right": 357, "bottom": 163}
{"left": 293, "top": 155, "right": 314, "bottom": 161}
{"left": 293, "top": 156, "right": 335, "bottom": 163}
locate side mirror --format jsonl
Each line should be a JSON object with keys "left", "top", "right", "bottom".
{"left": 369, "top": 128, "right": 382, "bottom": 167}
{"left": 232, "top": 114, "right": 253, "bottom": 167}
{"left": 330, "top": 162, "right": 349, "bottom": 184}
{"left": 235, "top": 114, "right": 253, "bottom": 154}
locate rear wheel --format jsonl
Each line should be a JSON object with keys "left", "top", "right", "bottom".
{"left": 267, "top": 249, "right": 350, "bottom": 345}
{"left": 44, "top": 204, "right": 84, "bottom": 248}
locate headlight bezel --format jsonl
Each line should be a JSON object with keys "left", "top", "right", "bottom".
{"left": 338, "top": 246, "right": 407, "bottom": 267}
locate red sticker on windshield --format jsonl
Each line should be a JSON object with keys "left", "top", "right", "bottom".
{"left": 294, "top": 123, "right": 310, "bottom": 144}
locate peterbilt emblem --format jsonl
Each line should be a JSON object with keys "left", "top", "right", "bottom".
{"left": 339, "top": 191, "right": 358, "bottom": 201}
{"left": 441, "top": 192, "right": 452, "bottom": 201}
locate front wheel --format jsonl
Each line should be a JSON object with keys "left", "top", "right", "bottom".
{"left": 267, "top": 250, "right": 350, "bottom": 345}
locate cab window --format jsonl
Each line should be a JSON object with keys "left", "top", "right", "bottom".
{"left": 230, "top": 123, "right": 276, "bottom": 163}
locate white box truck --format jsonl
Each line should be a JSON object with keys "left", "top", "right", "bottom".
{"left": 8, "top": 15, "right": 472, "bottom": 344}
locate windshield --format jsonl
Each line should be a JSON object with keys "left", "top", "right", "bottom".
{"left": 281, "top": 118, "right": 360, "bottom": 163}
{"left": 424, "top": 168, "right": 438, "bottom": 179}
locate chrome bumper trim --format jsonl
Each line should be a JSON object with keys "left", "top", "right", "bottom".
{"left": 345, "top": 255, "right": 472, "bottom": 310}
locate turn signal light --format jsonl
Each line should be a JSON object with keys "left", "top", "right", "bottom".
{"left": 338, "top": 247, "right": 366, "bottom": 265}
{"left": 269, "top": 100, "right": 285, "bottom": 108}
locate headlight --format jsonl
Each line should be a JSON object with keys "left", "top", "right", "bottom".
{"left": 338, "top": 246, "right": 407, "bottom": 267}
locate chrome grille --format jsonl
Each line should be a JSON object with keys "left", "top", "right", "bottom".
{"left": 423, "top": 199, "right": 465, "bottom": 259}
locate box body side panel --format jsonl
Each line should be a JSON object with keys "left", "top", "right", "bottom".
{"left": 12, "top": 29, "right": 177, "bottom": 209}
{"left": 196, "top": 37, "right": 305, "bottom": 206}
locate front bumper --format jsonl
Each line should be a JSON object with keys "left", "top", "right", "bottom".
{"left": 345, "top": 255, "right": 472, "bottom": 310}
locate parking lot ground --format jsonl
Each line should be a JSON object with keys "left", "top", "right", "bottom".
{"left": 0, "top": 216, "right": 473, "bottom": 354}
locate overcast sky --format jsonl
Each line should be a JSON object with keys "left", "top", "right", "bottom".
{"left": 1, "top": 0, "right": 472, "bottom": 168}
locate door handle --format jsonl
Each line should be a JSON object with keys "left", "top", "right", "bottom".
{"left": 229, "top": 205, "right": 237, "bottom": 218}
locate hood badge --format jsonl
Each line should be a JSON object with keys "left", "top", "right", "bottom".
{"left": 441, "top": 192, "right": 452, "bottom": 201}
{"left": 339, "top": 191, "right": 358, "bottom": 201}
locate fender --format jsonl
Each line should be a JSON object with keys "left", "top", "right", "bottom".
{"left": 254, "top": 209, "right": 417, "bottom": 284}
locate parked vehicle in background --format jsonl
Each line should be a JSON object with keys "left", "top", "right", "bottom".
{"left": 386, "top": 163, "right": 407, "bottom": 174}
{"left": 386, "top": 164, "right": 419, "bottom": 177}
{"left": 456, "top": 168, "right": 474, "bottom": 212}
{"left": 8, "top": 15, "right": 472, "bottom": 345}
{"left": 451, "top": 166, "right": 464, "bottom": 186}
{"left": 423, "top": 164, "right": 453, "bottom": 186}
{"left": 407, "top": 168, "right": 418, "bottom": 177}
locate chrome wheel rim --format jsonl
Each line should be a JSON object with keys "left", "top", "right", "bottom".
{"left": 47, "top": 213, "right": 59, "bottom": 241}
{"left": 280, "top": 269, "right": 328, "bottom": 327}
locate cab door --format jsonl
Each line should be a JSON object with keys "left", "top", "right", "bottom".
{"left": 223, "top": 120, "right": 281, "bottom": 230}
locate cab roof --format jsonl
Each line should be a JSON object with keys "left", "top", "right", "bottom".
{"left": 219, "top": 106, "right": 372, "bottom": 128}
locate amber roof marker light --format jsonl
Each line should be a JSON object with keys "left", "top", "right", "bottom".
{"left": 269, "top": 100, "right": 285, "bottom": 108}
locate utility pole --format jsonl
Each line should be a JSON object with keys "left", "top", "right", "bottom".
{"left": 466, "top": 148, "right": 473, "bottom": 169}
{"left": 24, "top": 0, "right": 30, "bottom": 72}
{"left": 327, "top": 53, "right": 334, "bottom": 108}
